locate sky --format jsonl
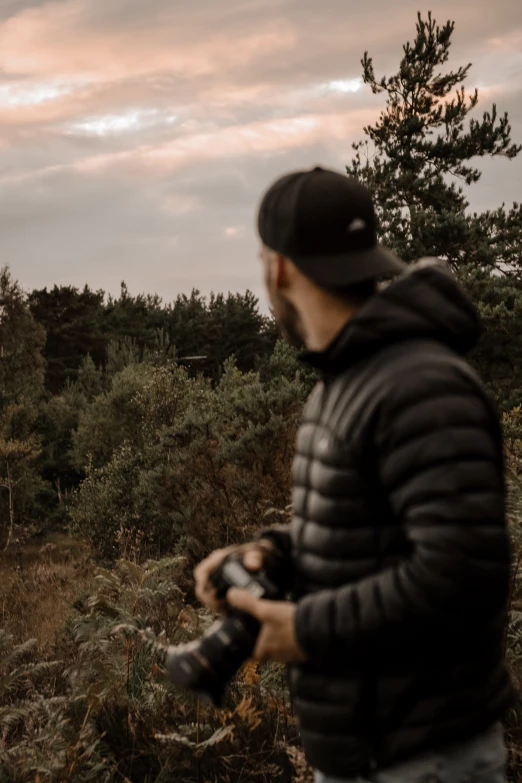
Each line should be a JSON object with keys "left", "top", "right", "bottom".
{"left": 0, "top": 1, "right": 521, "bottom": 312}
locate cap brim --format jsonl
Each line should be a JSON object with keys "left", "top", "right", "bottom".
{"left": 293, "top": 245, "right": 406, "bottom": 287}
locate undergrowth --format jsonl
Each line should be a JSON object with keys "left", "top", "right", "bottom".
{"left": 0, "top": 548, "right": 309, "bottom": 783}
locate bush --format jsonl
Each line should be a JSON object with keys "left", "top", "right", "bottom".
{"left": 70, "top": 358, "right": 308, "bottom": 571}
{"left": 504, "top": 408, "right": 522, "bottom": 476}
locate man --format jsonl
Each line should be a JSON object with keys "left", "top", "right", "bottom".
{"left": 195, "top": 167, "right": 514, "bottom": 782}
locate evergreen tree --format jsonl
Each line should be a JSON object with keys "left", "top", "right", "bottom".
{"left": 28, "top": 284, "right": 106, "bottom": 393}
{"left": 346, "top": 12, "right": 522, "bottom": 407}
{"left": 75, "top": 354, "right": 105, "bottom": 401}
{"left": 0, "top": 268, "right": 47, "bottom": 542}
{"left": 103, "top": 282, "right": 167, "bottom": 353}
{"left": 164, "top": 290, "right": 213, "bottom": 366}
{"left": 203, "top": 291, "right": 277, "bottom": 381}
{"left": 0, "top": 267, "right": 46, "bottom": 406}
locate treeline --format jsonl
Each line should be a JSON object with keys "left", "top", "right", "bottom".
{"left": 28, "top": 284, "right": 278, "bottom": 393}
{"left": 0, "top": 270, "right": 307, "bottom": 554}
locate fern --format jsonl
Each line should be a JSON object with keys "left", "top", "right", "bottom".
{"left": 0, "top": 555, "right": 299, "bottom": 782}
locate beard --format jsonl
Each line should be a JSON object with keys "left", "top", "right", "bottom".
{"left": 268, "top": 289, "right": 306, "bottom": 350}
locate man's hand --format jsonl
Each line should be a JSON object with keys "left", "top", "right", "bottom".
{"left": 226, "top": 588, "right": 308, "bottom": 664}
{"left": 194, "top": 540, "right": 275, "bottom": 613}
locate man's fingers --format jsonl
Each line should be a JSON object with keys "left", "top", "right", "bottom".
{"left": 194, "top": 548, "right": 231, "bottom": 590}
{"left": 243, "top": 550, "right": 263, "bottom": 571}
{"left": 195, "top": 581, "right": 216, "bottom": 604}
{"left": 194, "top": 549, "right": 228, "bottom": 607}
{"left": 226, "top": 588, "right": 263, "bottom": 618}
{"left": 194, "top": 547, "right": 228, "bottom": 580}
{"left": 194, "top": 542, "right": 272, "bottom": 610}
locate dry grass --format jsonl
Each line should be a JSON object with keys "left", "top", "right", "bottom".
{"left": 0, "top": 532, "right": 95, "bottom": 649}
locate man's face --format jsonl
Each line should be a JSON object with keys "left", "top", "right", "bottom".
{"left": 260, "top": 244, "right": 306, "bottom": 349}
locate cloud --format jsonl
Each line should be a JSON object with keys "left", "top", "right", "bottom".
{"left": 0, "top": 81, "right": 73, "bottom": 107}
{"left": 0, "top": 0, "right": 297, "bottom": 83}
{"left": 0, "top": 0, "right": 521, "bottom": 304}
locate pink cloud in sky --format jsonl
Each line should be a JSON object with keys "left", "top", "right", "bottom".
{"left": 0, "top": 0, "right": 520, "bottom": 301}
{"left": 1, "top": 108, "right": 378, "bottom": 185}
{"left": 0, "top": 1, "right": 296, "bottom": 82}
{"left": 144, "top": 110, "right": 377, "bottom": 170}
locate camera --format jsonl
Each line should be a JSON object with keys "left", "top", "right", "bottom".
{"left": 165, "top": 552, "right": 282, "bottom": 706}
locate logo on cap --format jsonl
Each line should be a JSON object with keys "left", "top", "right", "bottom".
{"left": 346, "top": 218, "right": 367, "bottom": 233}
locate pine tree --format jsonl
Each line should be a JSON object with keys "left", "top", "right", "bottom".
{"left": 28, "top": 283, "right": 106, "bottom": 393}
{"left": 0, "top": 267, "right": 46, "bottom": 406}
{"left": 346, "top": 12, "right": 522, "bottom": 407}
{"left": 103, "top": 282, "right": 167, "bottom": 354}
{"left": 204, "top": 291, "right": 277, "bottom": 381}
{"left": 0, "top": 268, "right": 47, "bottom": 544}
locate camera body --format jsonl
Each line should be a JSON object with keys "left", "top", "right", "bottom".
{"left": 165, "top": 552, "right": 282, "bottom": 706}
{"left": 208, "top": 554, "right": 280, "bottom": 602}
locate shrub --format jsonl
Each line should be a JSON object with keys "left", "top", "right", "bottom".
{"left": 70, "top": 358, "right": 308, "bottom": 571}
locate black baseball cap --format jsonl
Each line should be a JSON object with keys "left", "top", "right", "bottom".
{"left": 257, "top": 166, "right": 405, "bottom": 287}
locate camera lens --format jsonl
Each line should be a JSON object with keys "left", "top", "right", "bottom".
{"left": 165, "top": 611, "right": 260, "bottom": 706}
{"left": 165, "top": 553, "right": 281, "bottom": 704}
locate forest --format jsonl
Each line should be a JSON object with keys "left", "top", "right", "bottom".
{"left": 1, "top": 12, "right": 522, "bottom": 783}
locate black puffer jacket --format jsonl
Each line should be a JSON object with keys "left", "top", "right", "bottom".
{"left": 261, "top": 260, "right": 515, "bottom": 777}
